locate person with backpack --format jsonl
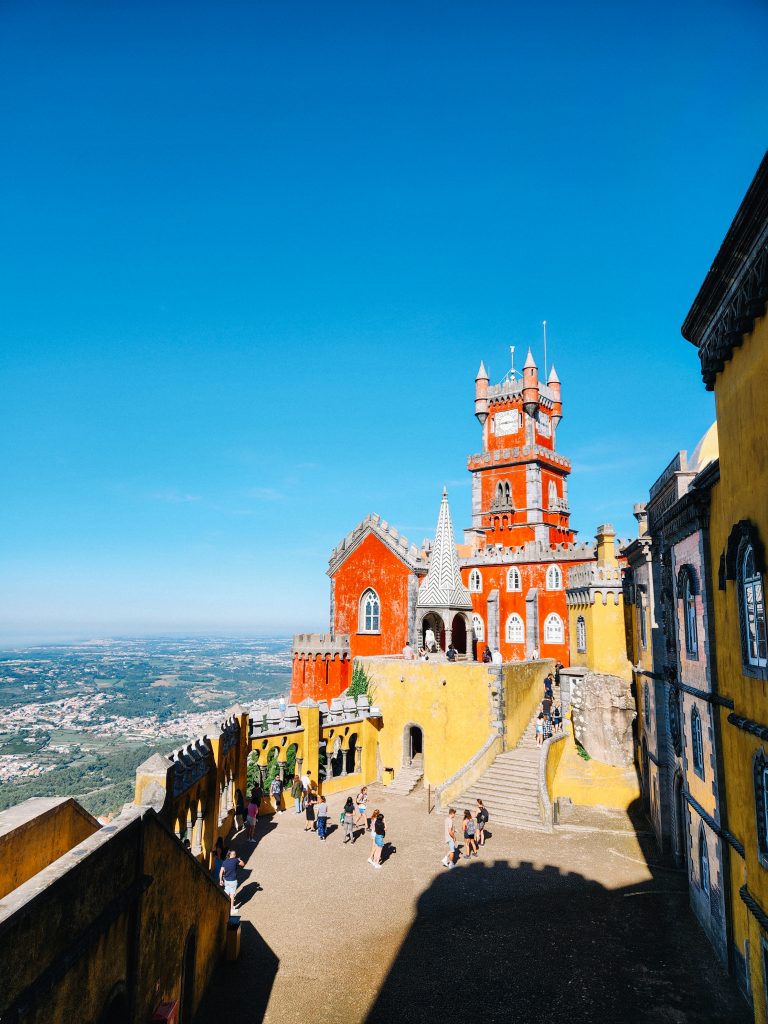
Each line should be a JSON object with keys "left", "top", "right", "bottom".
{"left": 290, "top": 774, "right": 304, "bottom": 813}
{"left": 462, "top": 809, "right": 478, "bottom": 857}
{"left": 270, "top": 774, "right": 283, "bottom": 813}
{"left": 476, "top": 799, "right": 489, "bottom": 847}
{"left": 369, "top": 810, "right": 385, "bottom": 868}
{"left": 316, "top": 794, "right": 329, "bottom": 840}
{"left": 442, "top": 808, "right": 458, "bottom": 869}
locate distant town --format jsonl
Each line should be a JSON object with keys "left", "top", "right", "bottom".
{"left": 0, "top": 637, "right": 291, "bottom": 816}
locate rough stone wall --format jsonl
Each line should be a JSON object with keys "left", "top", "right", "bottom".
{"left": 570, "top": 671, "right": 636, "bottom": 767}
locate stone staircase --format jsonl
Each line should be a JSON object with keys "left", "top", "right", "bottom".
{"left": 453, "top": 717, "right": 546, "bottom": 831}
{"left": 387, "top": 755, "right": 424, "bottom": 795}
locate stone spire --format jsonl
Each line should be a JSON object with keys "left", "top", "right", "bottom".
{"left": 417, "top": 488, "right": 473, "bottom": 610}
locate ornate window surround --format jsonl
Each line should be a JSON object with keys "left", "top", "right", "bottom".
{"left": 472, "top": 613, "right": 485, "bottom": 642}
{"left": 506, "top": 566, "right": 522, "bottom": 592}
{"left": 505, "top": 613, "right": 524, "bottom": 644}
{"left": 543, "top": 612, "right": 563, "bottom": 644}
{"left": 576, "top": 615, "right": 586, "bottom": 653}
{"left": 691, "top": 705, "right": 705, "bottom": 780}
{"left": 358, "top": 588, "right": 381, "bottom": 634}
{"left": 545, "top": 565, "right": 562, "bottom": 591}
{"left": 469, "top": 568, "right": 483, "bottom": 593}
{"left": 677, "top": 564, "right": 700, "bottom": 660}
{"left": 699, "top": 823, "right": 710, "bottom": 897}
{"left": 753, "top": 747, "right": 768, "bottom": 869}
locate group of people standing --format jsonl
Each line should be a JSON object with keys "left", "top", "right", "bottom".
{"left": 442, "top": 799, "right": 489, "bottom": 869}
{"left": 535, "top": 673, "right": 563, "bottom": 746}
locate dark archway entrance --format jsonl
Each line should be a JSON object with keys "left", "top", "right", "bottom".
{"left": 421, "top": 614, "right": 445, "bottom": 653}
{"left": 451, "top": 614, "right": 467, "bottom": 655}
{"left": 674, "top": 773, "right": 686, "bottom": 866}
{"left": 404, "top": 725, "right": 423, "bottom": 767}
{"left": 180, "top": 928, "right": 197, "bottom": 1024}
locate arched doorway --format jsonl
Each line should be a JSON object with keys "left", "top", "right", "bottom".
{"left": 98, "top": 985, "right": 129, "bottom": 1024}
{"left": 674, "top": 772, "right": 686, "bottom": 866}
{"left": 421, "top": 613, "right": 444, "bottom": 653}
{"left": 403, "top": 724, "right": 423, "bottom": 767}
{"left": 180, "top": 928, "right": 196, "bottom": 1024}
{"left": 451, "top": 614, "right": 467, "bottom": 656}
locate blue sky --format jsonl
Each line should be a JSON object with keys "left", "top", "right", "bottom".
{"left": 1, "top": 1, "right": 767, "bottom": 640}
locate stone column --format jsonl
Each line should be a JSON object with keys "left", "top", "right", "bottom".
{"left": 355, "top": 745, "right": 362, "bottom": 774}
{"left": 297, "top": 755, "right": 304, "bottom": 777}
{"left": 340, "top": 749, "right": 348, "bottom": 777}
{"left": 193, "top": 808, "right": 204, "bottom": 856}
{"left": 278, "top": 760, "right": 286, "bottom": 784}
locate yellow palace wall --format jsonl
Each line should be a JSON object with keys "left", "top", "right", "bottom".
{"left": 709, "top": 312, "right": 768, "bottom": 1021}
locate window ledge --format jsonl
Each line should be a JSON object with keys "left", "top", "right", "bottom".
{"left": 356, "top": 630, "right": 381, "bottom": 636}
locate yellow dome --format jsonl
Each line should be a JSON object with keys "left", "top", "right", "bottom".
{"left": 689, "top": 421, "right": 719, "bottom": 472}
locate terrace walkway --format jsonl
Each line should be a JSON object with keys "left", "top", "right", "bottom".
{"left": 194, "top": 784, "right": 749, "bottom": 1024}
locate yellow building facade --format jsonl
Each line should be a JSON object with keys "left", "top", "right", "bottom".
{"left": 682, "top": 151, "right": 768, "bottom": 1017}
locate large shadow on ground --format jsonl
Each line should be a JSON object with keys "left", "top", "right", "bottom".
{"left": 365, "top": 849, "right": 750, "bottom": 1024}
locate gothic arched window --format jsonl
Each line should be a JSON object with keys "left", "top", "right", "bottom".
{"left": 739, "top": 542, "right": 767, "bottom": 670}
{"left": 753, "top": 748, "right": 768, "bottom": 866}
{"left": 505, "top": 613, "right": 524, "bottom": 644}
{"left": 548, "top": 481, "right": 557, "bottom": 508}
{"left": 691, "top": 706, "right": 704, "bottom": 779}
{"left": 359, "top": 588, "right": 380, "bottom": 633}
{"left": 543, "top": 613, "right": 563, "bottom": 644}
{"left": 678, "top": 565, "right": 699, "bottom": 660}
{"left": 504, "top": 480, "right": 511, "bottom": 505}
{"left": 576, "top": 616, "right": 586, "bottom": 653}
{"left": 546, "top": 565, "right": 562, "bottom": 591}
{"left": 469, "top": 569, "right": 482, "bottom": 593}
{"left": 506, "top": 566, "right": 521, "bottom": 592}
{"left": 472, "top": 614, "right": 485, "bottom": 642}
{"left": 699, "top": 824, "right": 710, "bottom": 897}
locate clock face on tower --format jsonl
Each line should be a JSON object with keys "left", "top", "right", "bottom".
{"left": 494, "top": 409, "right": 520, "bottom": 436}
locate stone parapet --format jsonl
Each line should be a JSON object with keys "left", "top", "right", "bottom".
{"left": 292, "top": 633, "right": 351, "bottom": 658}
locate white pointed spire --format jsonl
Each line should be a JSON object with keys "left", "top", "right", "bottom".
{"left": 547, "top": 363, "right": 560, "bottom": 385}
{"left": 475, "top": 360, "right": 488, "bottom": 381}
{"left": 417, "top": 489, "right": 473, "bottom": 610}
{"left": 523, "top": 348, "right": 537, "bottom": 370}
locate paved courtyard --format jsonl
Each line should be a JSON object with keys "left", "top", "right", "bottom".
{"left": 195, "top": 784, "right": 749, "bottom": 1024}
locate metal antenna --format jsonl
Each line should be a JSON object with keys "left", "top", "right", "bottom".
{"left": 510, "top": 345, "right": 515, "bottom": 377}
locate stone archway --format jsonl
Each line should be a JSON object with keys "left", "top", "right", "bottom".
{"left": 451, "top": 614, "right": 468, "bottom": 656}
{"left": 420, "top": 612, "right": 445, "bottom": 653}
{"left": 403, "top": 723, "right": 424, "bottom": 767}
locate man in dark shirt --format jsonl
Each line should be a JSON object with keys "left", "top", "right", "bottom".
{"left": 446, "top": 643, "right": 458, "bottom": 662}
{"left": 219, "top": 849, "right": 245, "bottom": 912}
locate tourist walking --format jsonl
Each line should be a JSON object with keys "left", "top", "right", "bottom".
{"left": 553, "top": 703, "right": 563, "bottom": 733}
{"left": 235, "top": 788, "right": 245, "bottom": 832}
{"left": 475, "top": 799, "right": 489, "bottom": 846}
{"left": 213, "top": 836, "right": 225, "bottom": 879}
{"left": 316, "top": 794, "right": 329, "bottom": 840}
{"left": 301, "top": 769, "right": 312, "bottom": 805}
{"left": 304, "top": 788, "right": 317, "bottom": 832}
{"left": 290, "top": 774, "right": 303, "bottom": 813}
{"left": 544, "top": 674, "right": 554, "bottom": 700}
{"left": 219, "top": 848, "right": 245, "bottom": 912}
{"left": 368, "top": 810, "right": 385, "bottom": 868}
{"left": 342, "top": 796, "right": 356, "bottom": 843}
{"left": 535, "top": 712, "right": 545, "bottom": 747}
{"left": 270, "top": 774, "right": 283, "bottom": 813}
{"left": 463, "top": 809, "right": 478, "bottom": 857}
{"left": 246, "top": 794, "right": 260, "bottom": 841}
{"left": 442, "top": 808, "right": 457, "bottom": 868}
{"left": 355, "top": 785, "right": 369, "bottom": 829}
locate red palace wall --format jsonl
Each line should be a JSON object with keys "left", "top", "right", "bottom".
{"left": 332, "top": 532, "right": 414, "bottom": 660}
{"left": 290, "top": 654, "right": 350, "bottom": 704}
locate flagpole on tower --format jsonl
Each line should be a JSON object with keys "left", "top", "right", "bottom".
{"left": 510, "top": 345, "right": 515, "bottom": 377}
{"left": 542, "top": 321, "right": 547, "bottom": 379}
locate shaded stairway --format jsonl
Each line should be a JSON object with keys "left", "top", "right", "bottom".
{"left": 388, "top": 754, "right": 424, "bottom": 795}
{"left": 453, "top": 717, "right": 546, "bottom": 831}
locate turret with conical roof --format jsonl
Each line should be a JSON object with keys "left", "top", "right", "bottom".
{"left": 548, "top": 364, "right": 562, "bottom": 427}
{"left": 522, "top": 348, "right": 539, "bottom": 417}
{"left": 474, "top": 360, "right": 489, "bottom": 425}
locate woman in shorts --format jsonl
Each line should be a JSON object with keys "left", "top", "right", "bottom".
{"left": 304, "top": 787, "right": 317, "bottom": 832}
{"left": 463, "top": 809, "right": 478, "bottom": 857}
{"left": 476, "top": 799, "right": 489, "bottom": 847}
{"left": 355, "top": 786, "right": 369, "bottom": 829}
{"left": 535, "top": 712, "right": 545, "bottom": 746}
{"left": 369, "top": 810, "right": 385, "bottom": 868}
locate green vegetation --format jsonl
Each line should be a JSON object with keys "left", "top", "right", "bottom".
{"left": 348, "top": 660, "right": 375, "bottom": 704}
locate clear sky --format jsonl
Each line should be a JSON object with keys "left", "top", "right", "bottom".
{"left": 1, "top": 1, "right": 767, "bottom": 641}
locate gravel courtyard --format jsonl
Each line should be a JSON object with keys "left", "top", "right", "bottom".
{"left": 195, "top": 784, "right": 749, "bottom": 1024}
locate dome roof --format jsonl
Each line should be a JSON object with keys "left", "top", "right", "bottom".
{"left": 689, "top": 421, "right": 719, "bottom": 473}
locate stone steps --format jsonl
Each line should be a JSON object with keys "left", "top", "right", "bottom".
{"left": 386, "top": 767, "right": 423, "bottom": 795}
{"left": 451, "top": 711, "right": 544, "bottom": 832}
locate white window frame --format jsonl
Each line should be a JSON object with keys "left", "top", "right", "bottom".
{"left": 469, "top": 569, "right": 482, "bottom": 593}
{"left": 543, "top": 613, "right": 563, "bottom": 644}
{"left": 691, "top": 705, "right": 705, "bottom": 779}
{"left": 546, "top": 565, "right": 562, "bottom": 591}
{"left": 472, "top": 614, "right": 485, "bottom": 642}
{"left": 506, "top": 566, "right": 521, "bottom": 592}
{"left": 505, "top": 613, "right": 524, "bottom": 644}
{"left": 576, "top": 615, "right": 586, "bottom": 654}
{"left": 699, "top": 825, "right": 710, "bottom": 897}
{"left": 740, "top": 544, "right": 768, "bottom": 669}
{"left": 358, "top": 588, "right": 381, "bottom": 634}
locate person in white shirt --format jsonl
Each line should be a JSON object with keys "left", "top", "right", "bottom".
{"left": 491, "top": 648, "right": 503, "bottom": 665}
{"left": 402, "top": 641, "right": 415, "bottom": 660}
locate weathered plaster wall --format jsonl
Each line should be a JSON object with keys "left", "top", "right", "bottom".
{"left": 570, "top": 671, "right": 636, "bottom": 767}
{"left": 0, "top": 797, "right": 100, "bottom": 900}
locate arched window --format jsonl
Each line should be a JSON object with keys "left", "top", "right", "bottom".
{"left": 739, "top": 543, "right": 767, "bottom": 669}
{"left": 471, "top": 614, "right": 485, "bottom": 642}
{"left": 691, "top": 706, "right": 704, "bottom": 779}
{"left": 504, "top": 480, "right": 511, "bottom": 505}
{"left": 505, "top": 613, "right": 524, "bottom": 644}
{"left": 678, "top": 566, "right": 699, "bottom": 659}
{"left": 644, "top": 682, "right": 651, "bottom": 724}
{"left": 359, "top": 588, "right": 380, "bottom": 633}
{"left": 576, "top": 616, "right": 586, "bottom": 653}
{"left": 699, "top": 825, "right": 710, "bottom": 897}
{"left": 637, "top": 587, "right": 648, "bottom": 650}
{"left": 548, "top": 481, "right": 557, "bottom": 508}
{"left": 469, "top": 569, "right": 482, "bottom": 593}
{"left": 546, "top": 565, "right": 562, "bottom": 591}
{"left": 506, "top": 566, "right": 521, "bottom": 592}
{"left": 496, "top": 482, "right": 504, "bottom": 504}
{"left": 543, "top": 613, "right": 563, "bottom": 644}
